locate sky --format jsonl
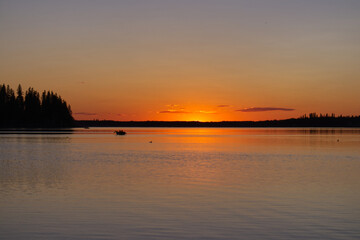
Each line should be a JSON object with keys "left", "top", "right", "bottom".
{"left": 1, "top": 0, "right": 359, "bottom": 121}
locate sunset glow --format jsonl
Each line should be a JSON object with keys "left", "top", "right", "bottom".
{"left": 1, "top": 0, "right": 359, "bottom": 121}
{"left": 1, "top": 2, "right": 360, "bottom": 238}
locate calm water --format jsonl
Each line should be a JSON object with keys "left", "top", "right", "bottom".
{"left": 0, "top": 128, "right": 360, "bottom": 240}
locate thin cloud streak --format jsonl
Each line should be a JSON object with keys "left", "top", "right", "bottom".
{"left": 158, "top": 110, "right": 217, "bottom": 114}
{"left": 198, "top": 110, "right": 217, "bottom": 114}
{"left": 237, "top": 107, "right": 295, "bottom": 112}
{"left": 158, "top": 110, "right": 191, "bottom": 114}
{"left": 166, "top": 104, "right": 180, "bottom": 108}
{"left": 74, "top": 112, "right": 98, "bottom": 116}
{"left": 217, "top": 105, "right": 230, "bottom": 108}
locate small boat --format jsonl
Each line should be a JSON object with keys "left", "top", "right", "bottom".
{"left": 114, "top": 130, "right": 126, "bottom": 135}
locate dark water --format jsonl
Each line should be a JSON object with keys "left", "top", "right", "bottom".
{"left": 0, "top": 128, "right": 359, "bottom": 239}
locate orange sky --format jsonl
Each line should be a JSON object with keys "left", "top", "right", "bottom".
{"left": 1, "top": 1, "right": 360, "bottom": 121}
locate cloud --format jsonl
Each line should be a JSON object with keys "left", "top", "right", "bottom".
{"left": 158, "top": 110, "right": 217, "bottom": 114}
{"left": 166, "top": 104, "right": 180, "bottom": 108}
{"left": 158, "top": 110, "right": 191, "bottom": 114}
{"left": 198, "top": 110, "right": 217, "bottom": 114}
{"left": 106, "top": 113, "right": 123, "bottom": 116}
{"left": 217, "top": 105, "right": 230, "bottom": 108}
{"left": 74, "top": 112, "right": 97, "bottom": 116}
{"left": 237, "top": 107, "right": 295, "bottom": 112}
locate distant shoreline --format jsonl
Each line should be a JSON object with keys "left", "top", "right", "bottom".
{"left": 75, "top": 117, "right": 360, "bottom": 128}
{"left": 1, "top": 115, "right": 360, "bottom": 129}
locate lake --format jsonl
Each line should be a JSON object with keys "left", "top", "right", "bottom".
{"left": 0, "top": 128, "right": 359, "bottom": 240}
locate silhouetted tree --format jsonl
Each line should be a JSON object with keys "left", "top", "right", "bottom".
{"left": 0, "top": 84, "right": 7, "bottom": 125}
{"left": 309, "top": 112, "right": 318, "bottom": 119}
{"left": 24, "top": 87, "right": 41, "bottom": 125}
{"left": 15, "top": 84, "right": 24, "bottom": 124}
{"left": 0, "top": 84, "right": 74, "bottom": 127}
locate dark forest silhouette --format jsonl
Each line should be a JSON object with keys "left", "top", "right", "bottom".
{"left": 0, "top": 84, "right": 73, "bottom": 128}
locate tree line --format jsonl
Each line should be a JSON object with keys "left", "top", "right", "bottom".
{"left": 77, "top": 112, "right": 360, "bottom": 128}
{"left": 0, "top": 84, "right": 74, "bottom": 128}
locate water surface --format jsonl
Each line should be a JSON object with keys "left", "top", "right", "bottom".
{"left": 1, "top": 128, "right": 359, "bottom": 239}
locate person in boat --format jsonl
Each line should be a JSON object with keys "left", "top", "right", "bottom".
{"left": 114, "top": 130, "right": 126, "bottom": 135}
